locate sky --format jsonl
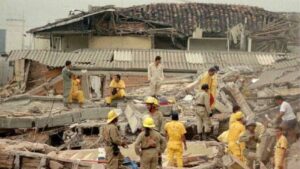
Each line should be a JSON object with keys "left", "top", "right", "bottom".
{"left": 0, "top": 0, "right": 299, "bottom": 30}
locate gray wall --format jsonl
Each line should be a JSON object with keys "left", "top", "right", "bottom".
{"left": 0, "top": 29, "right": 5, "bottom": 53}
{"left": 188, "top": 38, "right": 227, "bottom": 51}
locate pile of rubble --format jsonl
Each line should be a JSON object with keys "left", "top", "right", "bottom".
{"left": 0, "top": 58, "right": 299, "bottom": 169}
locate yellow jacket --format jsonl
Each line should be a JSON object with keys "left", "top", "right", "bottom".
{"left": 229, "top": 111, "right": 244, "bottom": 127}
{"left": 199, "top": 72, "right": 217, "bottom": 97}
{"left": 274, "top": 135, "right": 288, "bottom": 168}
{"left": 110, "top": 79, "right": 125, "bottom": 89}
{"left": 228, "top": 121, "right": 245, "bottom": 162}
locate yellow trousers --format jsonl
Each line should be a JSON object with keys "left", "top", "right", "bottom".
{"left": 167, "top": 146, "right": 183, "bottom": 168}
{"left": 69, "top": 90, "right": 84, "bottom": 103}
{"left": 105, "top": 89, "right": 125, "bottom": 104}
{"left": 228, "top": 142, "right": 245, "bottom": 162}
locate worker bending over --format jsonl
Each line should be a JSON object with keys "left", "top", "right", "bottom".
{"left": 69, "top": 75, "right": 84, "bottom": 108}
{"left": 199, "top": 66, "right": 218, "bottom": 107}
{"left": 102, "top": 110, "right": 127, "bottom": 169}
{"left": 62, "top": 60, "right": 73, "bottom": 109}
{"left": 274, "top": 126, "right": 288, "bottom": 169}
{"left": 228, "top": 112, "right": 245, "bottom": 162}
{"left": 194, "top": 84, "right": 212, "bottom": 140}
{"left": 148, "top": 56, "right": 164, "bottom": 97}
{"left": 135, "top": 117, "right": 166, "bottom": 169}
{"left": 164, "top": 112, "right": 187, "bottom": 168}
{"left": 239, "top": 121, "right": 260, "bottom": 168}
{"left": 145, "top": 96, "right": 164, "bottom": 133}
{"left": 105, "top": 74, "right": 126, "bottom": 105}
{"left": 274, "top": 95, "right": 297, "bottom": 141}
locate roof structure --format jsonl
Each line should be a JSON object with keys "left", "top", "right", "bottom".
{"left": 28, "top": 3, "right": 280, "bottom": 37}
{"left": 8, "top": 49, "right": 298, "bottom": 73}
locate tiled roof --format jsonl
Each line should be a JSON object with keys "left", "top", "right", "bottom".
{"left": 120, "top": 3, "right": 277, "bottom": 36}
{"left": 28, "top": 3, "right": 279, "bottom": 36}
{"left": 8, "top": 49, "right": 298, "bottom": 73}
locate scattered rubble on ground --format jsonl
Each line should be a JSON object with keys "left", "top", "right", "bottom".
{"left": 0, "top": 56, "right": 299, "bottom": 169}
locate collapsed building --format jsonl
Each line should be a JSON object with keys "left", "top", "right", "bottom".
{"left": 0, "top": 2, "right": 300, "bottom": 169}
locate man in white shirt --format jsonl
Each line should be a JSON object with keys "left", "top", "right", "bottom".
{"left": 275, "top": 95, "right": 297, "bottom": 130}
{"left": 148, "top": 56, "right": 164, "bottom": 97}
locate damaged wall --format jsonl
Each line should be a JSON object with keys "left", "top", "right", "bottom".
{"left": 61, "top": 35, "right": 89, "bottom": 51}
{"left": 188, "top": 38, "right": 227, "bottom": 51}
{"left": 88, "top": 36, "right": 152, "bottom": 49}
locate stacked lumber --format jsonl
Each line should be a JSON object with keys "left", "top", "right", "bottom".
{"left": 119, "top": 3, "right": 278, "bottom": 36}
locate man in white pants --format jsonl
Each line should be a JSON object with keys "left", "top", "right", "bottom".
{"left": 148, "top": 56, "right": 164, "bottom": 97}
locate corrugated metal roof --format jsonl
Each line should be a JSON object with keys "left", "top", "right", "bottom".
{"left": 8, "top": 49, "right": 299, "bottom": 73}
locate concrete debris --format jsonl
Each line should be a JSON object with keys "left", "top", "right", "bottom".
{"left": 0, "top": 57, "right": 300, "bottom": 169}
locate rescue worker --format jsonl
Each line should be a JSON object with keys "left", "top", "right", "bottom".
{"left": 229, "top": 105, "right": 244, "bottom": 126}
{"left": 62, "top": 60, "right": 73, "bottom": 109}
{"left": 135, "top": 117, "right": 166, "bottom": 169}
{"left": 164, "top": 112, "right": 187, "bottom": 168}
{"left": 239, "top": 120, "right": 260, "bottom": 168}
{"left": 199, "top": 67, "right": 218, "bottom": 107}
{"left": 228, "top": 112, "right": 245, "bottom": 162}
{"left": 148, "top": 56, "right": 164, "bottom": 97}
{"left": 194, "top": 84, "right": 212, "bottom": 140}
{"left": 70, "top": 75, "right": 84, "bottom": 108}
{"left": 274, "top": 95, "right": 297, "bottom": 137}
{"left": 105, "top": 74, "right": 126, "bottom": 105}
{"left": 145, "top": 96, "right": 164, "bottom": 133}
{"left": 274, "top": 126, "right": 288, "bottom": 169}
{"left": 102, "top": 110, "right": 127, "bottom": 169}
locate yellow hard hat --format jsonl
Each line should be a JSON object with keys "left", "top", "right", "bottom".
{"left": 143, "top": 117, "right": 156, "bottom": 128}
{"left": 235, "top": 111, "right": 244, "bottom": 120}
{"left": 107, "top": 110, "right": 119, "bottom": 123}
{"left": 145, "top": 97, "right": 159, "bottom": 106}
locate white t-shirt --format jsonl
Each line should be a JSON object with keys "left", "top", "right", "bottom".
{"left": 280, "top": 101, "right": 296, "bottom": 121}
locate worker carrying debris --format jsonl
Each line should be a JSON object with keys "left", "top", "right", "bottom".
{"left": 135, "top": 117, "right": 166, "bottom": 169}
{"left": 239, "top": 120, "right": 260, "bottom": 169}
{"left": 105, "top": 74, "right": 126, "bottom": 105}
{"left": 274, "top": 126, "right": 288, "bottom": 169}
{"left": 164, "top": 111, "right": 187, "bottom": 168}
{"left": 69, "top": 75, "right": 84, "bottom": 108}
{"left": 199, "top": 66, "right": 218, "bottom": 107}
{"left": 274, "top": 95, "right": 297, "bottom": 133}
{"left": 148, "top": 56, "right": 164, "bottom": 97}
{"left": 194, "top": 84, "right": 212, "bottom": 140}
{"left": 62, "top": 60, "right": 73, "bottom": 109}
{"left": 145, "top": 96, "right": 164, "bottom": 133}
{"left": 228, "top": 112, "right": 245, "bottom": 162}
{"left": 102, "top": 110, "right": 127, "bottom": 169}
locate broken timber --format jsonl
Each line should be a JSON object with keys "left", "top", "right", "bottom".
{"left": 225, "top": 82, "right": 254, "bottom": 119}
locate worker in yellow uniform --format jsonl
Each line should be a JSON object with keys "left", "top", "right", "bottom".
{"left": 135, "top": 117, "right": 166, "bottom": 169}
{"left": 199, "top": 66, "right": 218, "bottom": 107}
{"left": 102, "top": 110, "right": 127, "bottom": 169}
{"left": 217, "top": 105, "right": 244, "bottom": 143}
{"left": 164, "top": 112, "right": 187, "bottom": 168}
{"left": 274, "top": 126, "right": 288, "bottom": 169}
{"left": 145, "top": 96, "right": 164, "bottom": 133}
{"left": 229, "top": 105, "right": 244, "bottom": 126}
{"left": 69, "top": 75, "right": 84, "bottom": 108}
{"left": 105, "top": 74, "right": 126, "bottom": 105}
{"left": 228, "top": 112, "right": 246, "bottom": 162}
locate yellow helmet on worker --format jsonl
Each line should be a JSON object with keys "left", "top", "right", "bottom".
{"left": 143, "top": 117, "right": 156, "bottom": 128}
{"left": 107, "top": 109, "right": 119, "bottom": 123}
{"left": 235, "top": 111, "right": 244, "bottom": 120}
{"left": 145, "top": 96, "right": 159, "bottom": 106}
